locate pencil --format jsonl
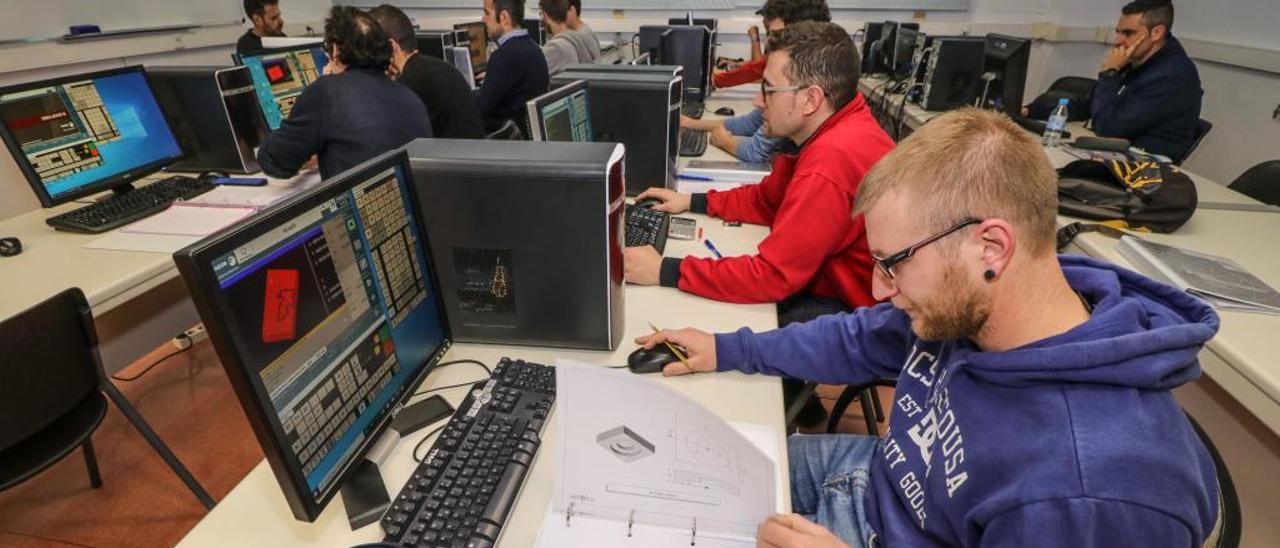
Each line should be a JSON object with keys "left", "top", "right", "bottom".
{"left": 647, "top": 322, "right": 691, "bottom": 369}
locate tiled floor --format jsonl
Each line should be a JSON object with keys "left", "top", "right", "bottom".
{"left": 0, "top": 339, "right": 888, "bottom": 547}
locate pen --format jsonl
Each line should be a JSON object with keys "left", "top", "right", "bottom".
{"left": 647, "top": 322, "right": 691, "bottom": 370}
{"left": 703, "top": 238, "right": 723, "bottom": 259}
{"left": 677, "top": 173, "right": 714, "bottom": 181}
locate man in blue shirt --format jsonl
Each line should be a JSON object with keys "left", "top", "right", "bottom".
{"left": 1092, "top": 0, "right": 1203, "bottom": 162}
{"left": 475, "top": 0, "right": 550, "bottom": 133}
{"left": 639, "top": 108, "right": 1221, "bottom": 547}
{"left": 680, "top": 110, "right": 780, "bottom": 164}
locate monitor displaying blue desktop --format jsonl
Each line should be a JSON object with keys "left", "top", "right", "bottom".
{"left": 175, "top": 150, "right": 448, "bottom": 521}
{"left": 528, "top": 80, "right": 592, "bottom": 142}
{"left": 0, "top": 66, "right": 183, "bottom": 206}
{"left": 236, "top": 44, "right": 329, "bottom": 130}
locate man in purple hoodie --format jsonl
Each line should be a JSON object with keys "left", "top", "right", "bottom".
{"left": 639, "top": 108, "right": 1222, "bottom": 546}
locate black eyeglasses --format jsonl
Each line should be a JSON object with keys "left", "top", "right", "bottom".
{"left": 872, "top": 218, "right": 982, "bottom": 280}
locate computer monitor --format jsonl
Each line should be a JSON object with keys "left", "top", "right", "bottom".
{"left": 235, "top": 43, "right": 329, "bottom": 130}
{"left": 917, "top": 36, "right": 987, "bottom": 112}
{"left": 667, "top": 15, "right": 718, "bottom": 32}
{"left": 453, "top": 22, "right": 489, "bottom": 73}
{"left": 416, "top": 30, "right": 456, "bottom": 60}
{"left": 875, "top": 21, "right": 919, "bottom": 77}
{"left": 657, "top": 26, "right": 711, "bottom": 102}
{"left": 522, "top": 18, "right": 548, "bottom": 46}
{"left": 448, "top": 46, "right": 478, "bottom": 90}
{"left": 981, "top": 34, "right": 1031, "bottom": 117}
{"left": 892, "top": 28, "right": 925, "bottom": 80}
{"left": 0, "top": 65, "right": 184, "bottom": 207}
{"left": 859, "top": 22, "right": 885, "bottom": 75}
{"left": 148, "top": 66, "right": 269, "bottom": 174}
{"left": 527, "top": 80, "right": 593, "bottom": 142}
{"left": 174, "top": 149, "right": 449, "bottom": 524}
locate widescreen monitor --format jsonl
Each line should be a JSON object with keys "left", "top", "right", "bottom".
{"left": 235, "top": 43, "right": 329, "bottom": 130}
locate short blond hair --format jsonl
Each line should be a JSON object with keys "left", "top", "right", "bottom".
{"left": 854, "top": 108, "right": 1059, "bottom": 256}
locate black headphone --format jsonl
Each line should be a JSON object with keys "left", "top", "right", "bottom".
{"left": 0, "top": 236, "right": 21, "bottom": 257}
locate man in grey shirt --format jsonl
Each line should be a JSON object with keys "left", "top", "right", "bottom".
{"left": 539, "top": 0, "right": 600, "bottom": 73}
{"left": 566, "top": 0, "right": 601, "bottom": 58}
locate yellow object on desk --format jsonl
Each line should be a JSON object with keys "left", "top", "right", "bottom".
{"left": 647, "top": 321, "right": 691, "bottom": 369}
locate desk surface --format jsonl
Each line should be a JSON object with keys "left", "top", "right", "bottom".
{"left": 858, "top": 75, "right": 1280, "bottom": 432}
{"left": 176, "top": 213, "right": 785, "bottom": 547}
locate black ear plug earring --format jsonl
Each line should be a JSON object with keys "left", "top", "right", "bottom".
{"left": 984, "top": 269, "right": 996, "bottom": 281}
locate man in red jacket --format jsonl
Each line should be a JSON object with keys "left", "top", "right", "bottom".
{"left": 712, "top": 0, "right": 831, "bottom": 89}
{"left": 626, "top": 21, "right": 894, "bottom": 318}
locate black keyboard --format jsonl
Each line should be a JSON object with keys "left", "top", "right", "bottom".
{"left": 679, "top": 130, "right": 709, "bottom": 157}
{"left": 625, "top": 204, "right": 670, "bottom": 254}
{"left": 381, "top": 358, "right": 555, "bottom": 548}
{"left": 46, "top": 175, "right": 216, "bottom": 233}
{"left": 682, "top": 101, "right": 705, "bottom": 119}
{"left": 1012, "top": 116, "right": 1072, "bottom": 140}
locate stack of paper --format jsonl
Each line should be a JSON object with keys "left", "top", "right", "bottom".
{"left": 1118, "top": 236, "right": 1280, "bottom": 314}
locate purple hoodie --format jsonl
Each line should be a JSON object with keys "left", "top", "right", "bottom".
{"left": 716, "top": 255, "right": 1221, "bottom": 546}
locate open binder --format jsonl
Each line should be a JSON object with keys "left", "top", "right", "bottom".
{"left": 534, "top": 361, "right": 781, "bottom": 547}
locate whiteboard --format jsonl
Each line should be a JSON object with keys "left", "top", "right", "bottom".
{"left": 0, "top": 0, "right": 242, "bottom": 42}
{"left": 367, "top": 0, "right": 968, "bottom": 9}
{"left": 1175, "top": 0, "right": 1280, "bottom": 52}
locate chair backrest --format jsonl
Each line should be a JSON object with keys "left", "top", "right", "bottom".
{"left": 1048, "top": 76, "right": 1097, "bottom": 98}
{"left": 0, "top": 289, "right": 101, "bottom": 452}
{"left": 1228, "top": 160, "right": 1280, "bottom": 206}
{"left": 1181, "top": 118, "right": 1213, "bottom": 164}
{"left": 1184, "top": 411, "right": 1241, "bottom": 548}
{"left": 486, "top": 118, "right": 525, "bottom": 140}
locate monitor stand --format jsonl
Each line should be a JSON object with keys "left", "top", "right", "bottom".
{"left": 93, "top": 183, "right": 137, "bottom": 202}
{"left": 338, "top": 395, "right": 459, "bottom": 530}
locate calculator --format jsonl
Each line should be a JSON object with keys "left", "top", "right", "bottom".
{"left": 668, "top": 216, "right": 697, "bottom": 240}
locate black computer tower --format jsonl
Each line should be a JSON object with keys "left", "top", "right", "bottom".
{"left": 552, "top": 70, "right": 681, "bottom": 195}
{"left": 406, "top": 139, "right": 625, "bottom": 350}
{"left": 920, "top": 37, "right": 987, "bottom": 112}
{"left": 416, "top": 31, "right": 455, "bottom": 60}
{"left": 859, "top": 22, "right": 885, "bottom": 75}
{"left": 147, "top": 66, "right": 267, "bottom": 173}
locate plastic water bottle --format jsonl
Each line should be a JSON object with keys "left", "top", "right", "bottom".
{"left": 1043, "top": 98, "right": 1069, "bottom": 147}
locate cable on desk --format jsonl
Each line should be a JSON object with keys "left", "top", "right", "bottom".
{"left": 412, "top": 422, "right": 450, "bottom": 463}
{"left": 431, "top": 359, "right": 491, "bottom": 377}
{"left": 110, "top": 342, "right": 193, "bottom": 382}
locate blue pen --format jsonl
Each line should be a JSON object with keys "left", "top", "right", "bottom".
{"left": 678, "top": 173, "right": 714, "bottom": 181}
{"left": 704, "top": 238, "right": 723, "bottom": 259}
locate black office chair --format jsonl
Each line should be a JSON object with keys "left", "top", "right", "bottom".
{"left": 826, "top": 380, "right": 896, "bottom": 436}
{"left": 485, "top": 119, "right": 524, "bottom": 141}
{"left": 1180, "top": 118, "right": 1213, "bottom": 164}
{"left": 1227, "top": 160, "right": 1280, "bottom": 206}
{"left": 0, "top": 288, "right": 215, "bottom": 509}
{"left": 1185, "top": 411, "right": 1241, "bottom": 548}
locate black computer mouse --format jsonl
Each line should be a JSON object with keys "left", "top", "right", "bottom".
{"left": 0, "top": 236, "right": 21, "bottom": 257}
{"left": 627, "top": 345, "right": 682, "bottom": 374}
{"left": 634, "top": 197, "right": 663, "bottom": 209}
{"left": 714, "top": 107, "right": 735, "bottom": 116}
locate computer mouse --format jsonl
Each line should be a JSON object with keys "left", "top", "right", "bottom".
{"left": 627, "top": 344, "right": 682, "bottom": 374}
{"left": 635, "top": 197, "right": 663, "bottom": 209}
{"left": 714, "top": 107, "right": 735, "bottom": 117}
{"left": 0, "top": 237, "right": 21, "bottom": 257}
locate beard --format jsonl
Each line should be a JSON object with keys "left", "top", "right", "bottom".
{"left": 905, "top": 262, "right": 990, "bottom": 342}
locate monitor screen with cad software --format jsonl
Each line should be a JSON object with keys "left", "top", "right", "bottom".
{"left": 236, "top": 44, "right": 329, "bottom": 130}
{"left": 0, "top": 66, "right": 183, "bottom": 207}
{"left": 528, "top": 80, "right": 592, "bottom": 142}
{"left": 174, "top": 150, "right": 448, "bottom": 522}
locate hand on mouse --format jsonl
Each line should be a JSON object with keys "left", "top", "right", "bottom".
{"left": 634, "top": 188, "right": 690, "bottom": 214}
{"left": 635, "top": 328, "right": 716, "bottom": 376}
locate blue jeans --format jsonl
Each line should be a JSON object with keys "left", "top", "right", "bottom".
{"left": 789, "top": 434, "right": 879, "bottom": 548}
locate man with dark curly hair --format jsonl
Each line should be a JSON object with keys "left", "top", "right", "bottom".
{"left": 256, "top": 6, "right": 432, "bottom": 179}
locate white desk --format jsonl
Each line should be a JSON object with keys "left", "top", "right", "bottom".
{"left": 177, "top": 214, "right": 786, "bottom": 547}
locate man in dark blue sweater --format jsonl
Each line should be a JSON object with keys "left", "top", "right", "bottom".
{"left": 1092, "top": 0, "right": 1202, "bottom": 162}
{"left": 475, "top": 0, "right": 550, "bottom": 133}
{"left": 257, "top": 6, "right": 431, "bottom": 180}
{"left": 639, "top": 109, "right": 1221, "bottom": 547}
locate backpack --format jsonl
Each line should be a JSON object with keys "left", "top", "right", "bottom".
{"left": 1057, "top": 158, "right": 1198, "bottom": 233}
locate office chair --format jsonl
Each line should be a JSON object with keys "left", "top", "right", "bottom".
{"left": 485, "top": 119, "right": 524, "bottom": 140}
{"left": 1046, "top": 76, "right": 1097, "bottom": 121}
{"left": 1227, "top": 160, "right": 1280, "bottom": 206}
{"left": 1181, "top": 118, "right": 1213, "bottom": 165}
{"left": 826, "top": 381, "right": 897, "bottom": 437}
{"left": 1185, "top": 411, "right": 1241, "bottom": 548}
{"left": 0, "top": 288, "right": 215, "bottom": 509}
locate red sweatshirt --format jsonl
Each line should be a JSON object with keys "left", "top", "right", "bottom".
{"left": 659, "top": 94, "right": 894, "bottom": 308}
{"left": 713, "top": 57, "right": 766, "bottom": 89}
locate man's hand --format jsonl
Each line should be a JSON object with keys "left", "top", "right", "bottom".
{"left": 709, "top": 125, "right": 738, "bottom": 153}
{"left": 635, "top": 188, "right": 691, "bottom": 213}
{"left": 756, "top": 514, "right": 850, "bottom": 548}
{"left": 747, "top": 25, "right": 760, "bottom": 42}
{"left": 1101, "top": 34, "right": 1144, "bottom": 72}
{"left": 634, "top": 327, "right": 717, "bottom": 376}
{"left": 623, "top": 245, "right": 663, "bottom": 286}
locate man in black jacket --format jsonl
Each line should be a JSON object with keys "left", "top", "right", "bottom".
{"left": 237, "top": 0, "right": 285, "bottom": 54}
{"left": 1091, "top": 0, "right": 1203, "bottom": 162}
{"left": 369, "top": 4, "right": 486, "bottom": 139}
{"left": 257, "top": 6, "right": 431, "bottom": 179}
{"left": 475, "top": 0, "right": 550, "bottom": 133}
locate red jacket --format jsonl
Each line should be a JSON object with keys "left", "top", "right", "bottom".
{"left": 660, "top": 94, "right": 894, "bottom": 308}
{"left": 713, "top": 57, "right": 766, "bottom": 89}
